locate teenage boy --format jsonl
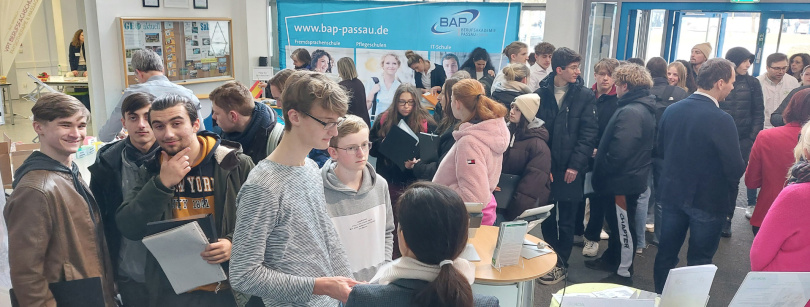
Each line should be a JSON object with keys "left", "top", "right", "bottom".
{"left": 5, "top": 93, "right": 117, "bottom": 306}
{"left": 230, "top": 71, "right": 357, "bottom": 306}
{"left": 322, "top": 115, "right": 394, "bottom": 282}
{"left": 534, "top": 47, "right": 599, "bottom": 284}
{"left": 116, "top": 95, "right": 255, "bottom": 306}
{"left": 529, "top": 42, "right": 555, "bottom": 92}
{"left": 89, "top": 92, "right": 160, "bottom": 306}
{"left": 210, "top": 81, "right": 283, "bottom": 164}
{"left": 759, "top": 53, "right": 800, "bottom": 129}
{"left": 586, "top": 64, "right": 656, "bottom": 285}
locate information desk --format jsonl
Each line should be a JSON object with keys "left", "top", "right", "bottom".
{"left": 469, "top": 225, "right": 557, "bottom": 307}
{"left": 43, "top": 77, "right": 89, "bottom": 87}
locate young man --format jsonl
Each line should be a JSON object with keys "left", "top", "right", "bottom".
{"left": 529, "top": 42, "right": 555, "bottom": 92}
{"left": 586, "top": 64, "right": 656, "bottom": 285}
{"left": 491, "top": 41, "right": 530, "bottom": 94}
{"left": 210, "top": 81, "right": 283, "bottom": 164}
{"left": 116, "top": 95, "right": 255, "bottom": 306}
{"left": 722, "top": 47, "right": 765, "bottom": 234}
{"left": 230, "top": 71, "right": 357, "bottom": 306}
{"left": 690, "top": 43, "right": 712, "bottom": 81}
{"left": 653, "top": 58, "right": 746, "bottom": 293}
{"left": 581, "top": 58, "right": 620, "bottom": 258}
{"left": 89, "top": 92, "right": 160, "bottom": 306}
{"left": 5, "top": 93, "right": 117, "bottom": 306}
{"left": 322, "top": 115, "right": 394, "bottom": 282}
{"left": 99, "top": 48, "right": 205, "bottom": 142}
{"left": 759, "top": 53, "right": 800, "bottom": 129}
{"left": 534, "top": 47, "right": 599, "bottom": 284}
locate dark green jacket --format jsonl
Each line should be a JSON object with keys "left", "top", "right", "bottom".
{"left": 116, "top": 131, "right": 254, "bottom": 306}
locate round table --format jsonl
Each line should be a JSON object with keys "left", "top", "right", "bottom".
{"left": 468, "top": 225, "right": 557, "bottom": 307}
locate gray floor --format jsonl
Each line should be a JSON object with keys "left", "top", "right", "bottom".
{"left": 529, "top": 206, "right": 754, "bottom": 307}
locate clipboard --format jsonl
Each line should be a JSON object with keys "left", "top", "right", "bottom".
{"left": 11, "top": 277, "right": 105, "bottom": 307}
{"left": 417, "top": 132, "right": 439, "bottom": 163}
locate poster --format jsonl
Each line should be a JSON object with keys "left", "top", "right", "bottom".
{"left": 122, "top": 21, "right": 141, "bottom": 48}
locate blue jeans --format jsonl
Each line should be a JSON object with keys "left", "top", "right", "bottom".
{"left": 653, "top": 203, "right": 724, "bottom": 293}
{"left": 651, "top": 158, "right": 663, "bottom": 244}
{"left": 635, "top": 173, "right": 653, "bottom": 249}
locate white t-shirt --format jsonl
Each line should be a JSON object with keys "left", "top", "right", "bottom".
{"left": 365, "top": 77, "right": 401, "bottom": 116}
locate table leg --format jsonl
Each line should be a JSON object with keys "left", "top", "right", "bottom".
{"left": 516, "top": 280, "right": 534, "bottom": 307}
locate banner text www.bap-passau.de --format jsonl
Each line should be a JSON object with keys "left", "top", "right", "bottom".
{"left": 292, "top": 24, "right": 389, "bottom": 36}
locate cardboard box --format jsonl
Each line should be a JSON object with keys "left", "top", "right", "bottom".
{"left": 0, "top": 133, "right": 40, "bottom": 189}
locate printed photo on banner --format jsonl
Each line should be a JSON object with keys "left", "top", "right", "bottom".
{"left": 283, "top": 46, "right": 353, "bottom": 78}
{"left": 429, "top": 50, "right": 506, "bottom": 78}
{"left": 354, "top": 49, "right": 418, "bottom": 116}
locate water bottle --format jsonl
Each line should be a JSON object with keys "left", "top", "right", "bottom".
{"left": 58, "top": 65, "right": 63, "bottom": 76}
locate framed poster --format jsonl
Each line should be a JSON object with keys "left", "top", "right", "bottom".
{"left": 194, "top": 0, "right": 208, "bottom": 9}
{"left": 143, "top": 0, "right": 159, "bottom": 7}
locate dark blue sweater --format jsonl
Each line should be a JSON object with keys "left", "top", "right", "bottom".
{"left": 657, "top": 93, "right": 746, "bottom": 215}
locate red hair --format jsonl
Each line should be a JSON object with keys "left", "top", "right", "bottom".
{"left": 451, "top": 79, "right": 507, "bottom": 123}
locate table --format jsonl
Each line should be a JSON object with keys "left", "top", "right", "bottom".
{"left": 0, "top": 84, "right": 10, "bottom": 125}
{"left": 43, "top": 77, "right": 88, "bottom": 87}
{"left": 469, "top": 225, "right": 557, "bottom": 307}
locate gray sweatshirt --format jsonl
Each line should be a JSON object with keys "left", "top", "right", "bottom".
{"left": 321, "top": 159, "right": 394, "bottom": 282}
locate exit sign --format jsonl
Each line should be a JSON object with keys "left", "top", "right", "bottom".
{"left": 731, "top": 0, "right": 760, "bottom": 2}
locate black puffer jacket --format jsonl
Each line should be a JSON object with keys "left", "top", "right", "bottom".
{"left": 649, "top": 77, "right": 688, "bottom": 157}
{"left": 501, "top": 118, "right": 551, "bottom": 221}
{"left": 534, "top": 72, "right": 598, "bottom": 174}
{"left": 592, "top": 88, "right": 656, "bottom": 196}
{"left": 718, "top": 73, "right": 764, "bottom": 160}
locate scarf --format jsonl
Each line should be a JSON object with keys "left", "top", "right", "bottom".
{"left": 221, "top": 102, "right": 272, "bottom": 149}
{"left": 124, "top": 138, "right": 160, "bottom": 167}
{"left": 13, "top": 151, "right": 96, "bottom": 221}
{"left": 787, "top": 160, "right": 810, "bottom": 184}
{"left": 369, "top": 256, "right": 476, "bottom": 285}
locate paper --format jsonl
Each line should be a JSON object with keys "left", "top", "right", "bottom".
{"left": 491, "top": 220, "right": 527, "bottom": 268}
{"left": 558, "top": 297, "right": 655, "bottom": 307}
{"left": 328, "top": 205, "right": 387, "bottom": 274}
{"left": 592, "top": 286, "right": 635, "bottom": 299}
{"left": 730, "top": 272, "right": 810, "bottom": 307}
{"left": 520, "top": 244, "right": 552, "bottom": 259}
{"left": 253, "top": 67, "right": 274, "bottom": 81}
{"left": 397, "top": 119, "right": 418, "bottom": 141}
{"left": 459, "top": 243, "right": 480, "bottom": 262}
{"left": 660, "top": 264, "right": 717, "bottom": 307}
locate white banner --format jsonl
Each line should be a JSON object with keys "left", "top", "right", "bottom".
{"left": 1, "top": 0, "right": 43, "bottom": 76}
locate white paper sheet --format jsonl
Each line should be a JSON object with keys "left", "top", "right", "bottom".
{"left": 730, "top": 272, "right": 810, "bottom": 307}
{"left": 329, "top": 205, "right": 387, "bottom": 274}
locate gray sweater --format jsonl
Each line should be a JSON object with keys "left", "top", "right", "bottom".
{"left": 230, "top": 158, "right": 353, "bottom": 307}
{"left": 321, "top": 160, "right": 394, "bottom": 282}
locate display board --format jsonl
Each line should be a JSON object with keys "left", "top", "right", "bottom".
{"left": 119, "top": 17, "right": 234, "bottom": 87}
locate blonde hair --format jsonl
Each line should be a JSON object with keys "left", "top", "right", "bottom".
{"left": 452, "top": 79, "right": 507, "bottom": 123}
{"left": 70, "top": 29, "right": 83, "bottom": 47}
{"left": 594, "top": 58, "right": 620, "bottom": 75}
{"left": 613, "top": 64, "right": 654, "bottom": 91}
{"left": 668, "top": 62, "right": 688, "bottom": 92}
{"left": 330, "top": 114, "right": 369, "bottom": 147}
{"left": 502, "top": 41, "right": 528, "bottom": 59}
{"left": 795, "top": 121, "right": 810, "bottom": 162}
{"left": 281, "top": 71, "right": 349, "bottom": 131}
{"left": 380, "top": 53, "right": 401, "bottom": 70}
{"left": 502, "top": 63, "right": 530, "bottom": 82}
{"left": 404, "top": 50, "right": 424, "bottom": 68}
{"left": 337, "top": 57, "right": 358, "bottom": 81}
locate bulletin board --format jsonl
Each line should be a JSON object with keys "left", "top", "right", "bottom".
{"left": 119, "top": 17, "right": 234, "bottom": 87}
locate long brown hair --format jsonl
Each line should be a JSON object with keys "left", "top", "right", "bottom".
{"left": 70, "top": 29, "right": 83, "bottom": 47}
{"left": 452, "top": 79, "right": 507, "bottom": 123}
{"left": 437, "top": 78, "right": 462, "bottom": 134}
{"left": 375, "top": 83, "right": 435, "bottom": 137}
{"left": 398, "top": 182, "right": 473, "bottom": 307}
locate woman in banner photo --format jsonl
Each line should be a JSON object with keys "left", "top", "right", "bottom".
{"left": 311, "top": 49, "right": 333, "bottom": 73}
{"left": 405, "top": 51, "right": 446, "bottom": 96}
{"left": 69, "top": 29, "right": 87, "bottom": 77}
{"left": 290, "top": 48, "right": 312, "bottom": 70}
{"left": 366, "top": 53, "right": 403, "bottom": 117}
{"left": 460, "top": 47, "right": 496, "bottom": 94}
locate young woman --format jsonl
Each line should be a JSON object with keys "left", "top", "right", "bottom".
{"left": 369, "top": 83, "right": 437, "bottom": 205}
{"left": 788, "top": 53, "right": 810, "bottom": 82}
{"left": 345, "top": 182, "right": 499, "bottom": 307}
{"left": 500, "top": 93, "right": 551, "bottom": 222}
{"left": 366, "top": 53, "right": 403, "bottom": 117}
{"left": 667, "top": 61, "right": 688, "bottom": 93}
{"left": 491, "top": 63, "right": 532, "bottom": 109}
{"left": 433, "top": 79, "right": 509, "bottom": 226}
{"left": 405, "top": 50, "right": 446, "bottom": 96}
{"left": 311, "top": 49, "right": 333, "bottom": 73}
{"left": 409, "top": 78, "right": 463, "bottom": 180}
{"left": 69, "top": 29, "right": 86, "bottom": 77}
{"left": 747, "top": 88, "right": 810, "bottom": 234}
{"left": 676, "top": 59, "right": 698, "bottom": 94}
{"left": 337, "top": 57, "right": 371, "bottom": 127}
{"left": 750, "top": 121, "right": 810, "bottom": 272}
{"left": 460, "top": 47, "right": 496, "bottom": 81}
{"left": 289, "top": 48, "right": 311, "bottom": 70}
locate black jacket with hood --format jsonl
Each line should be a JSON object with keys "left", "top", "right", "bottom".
{"left": 721, "top": 47, "right": 765, "bottom": 160}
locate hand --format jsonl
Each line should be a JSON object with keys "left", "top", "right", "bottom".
{"left": 488, "top": 69, "right": 495, "bottom": 77}
{"left": 314, "top": 276, "right": 361, "bottom": 303}
{"left": 257, "top": 81, "right": 267, "bottom": 89}
{"left": 158, "top": 147, "right": 192, "bottom": 188}
{"left": 494, "top": 186, "right": 502, "bottom": 192}
{"left": 201, "top": 238, "right": 232, "bottom": 264}
{"left": 592, "top": 148, "right": 597, "bottom": 157}
{"left": 371, "top": 83, "right": 381, "bottom": 95}
{"left": 72, "top": 70, "right": 79, "bottom": 76}
{"left": 430, "top": 86, "right": 441, "bottom": 96}
{"left": 404, "top": 158, "right": 420, "bottom": 169}
{"left": 82, "top": 71, "right": 88, "bottom": 77}
{"left": 549, "top": 173, "right": 553, "bottom": 182}
{"left": 564, "top": 168, "right": 578, "bottom": 184}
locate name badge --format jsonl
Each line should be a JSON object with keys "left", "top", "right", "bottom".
{"left": 75, "top": 53, "right": 81, "bottom": 56}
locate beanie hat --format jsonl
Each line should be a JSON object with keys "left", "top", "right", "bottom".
{"left": 512, "top": 93, "right": 540, "bottom": 122}
{"left": 725, "top": 47, "right": 755, "bottom": 68}
{"left": 692, "top": 43, "right": 712, "bottom": 59}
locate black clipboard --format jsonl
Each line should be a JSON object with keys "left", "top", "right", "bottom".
{"left": 11, "top": 277, "right": 105, "bottom": 307}
{"left": 494, "top": 173, "right": 521, "bottom": 209}
{"left": 146, "top": 214, "right": 218, "bottom": 244}
{"left": 418, "top": 132, "right": 439, "bottom": 164}
{"left": 379, "top": 125, "right": 418, "bottom": 171}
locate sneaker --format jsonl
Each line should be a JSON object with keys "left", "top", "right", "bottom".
{"left": 582, "top": 239, "right": 599, "bottom": 257}
{"left": 537, "top": 266, "right": 567, "bottom": 285}
{"left": 600, "top": 230, "right": 609, "bottom": 240}
{"left": 636, "top": 247, "right": 643, "bottom": 255}
{"left": 745, "top": 206, "right": 754, "bottom": 220}
{"left": 585, "top": 257, "right": 617, "bottom": 273}
{"left": 721, "top": 218, "right": 732, "bottom": 237}
{"left": 645, "top": 223, "right": 654, "bottom": 233}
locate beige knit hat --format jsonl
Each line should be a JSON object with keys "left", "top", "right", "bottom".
{"left": 512, "top": 93, "right": 540, "bottom": 122}
{"left": 692, "top": 42, "right": 712, "bottom": 59}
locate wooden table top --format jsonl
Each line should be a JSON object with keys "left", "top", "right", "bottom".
{"left": 469, "top": 225, "right": 558, "bottom": 284}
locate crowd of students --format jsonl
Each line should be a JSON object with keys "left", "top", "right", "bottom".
{"left": 5, "top": 41, "right": 810, "bottom": 307}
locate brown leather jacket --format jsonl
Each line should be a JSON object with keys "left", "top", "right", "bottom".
{"left": 4, "top": 170, "right": 117, "bottom": 306}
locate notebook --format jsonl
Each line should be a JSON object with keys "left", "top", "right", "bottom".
{"left": 494, "top": 173, "right": 521, "bottom": 209}
{"left": 146, "top": 213, "right": 218, "bottom": 243}
{"left": 10, "top": 277, "right": 105, "bottom": 307}
{"left": 417, "top": 132, "right": 439, "bottom": 164}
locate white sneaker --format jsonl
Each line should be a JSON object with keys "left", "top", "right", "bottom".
{"left": 600, "top": 230, "right": 609, "bottom": 240}
{"left": 645, "top": 224, "right": 654, "bottom": 233}
{"left": 745, "top": 206, "right": 754, "bottom": 219}
{"left": 583, "top": 239, "right": 599, "bottom": 257}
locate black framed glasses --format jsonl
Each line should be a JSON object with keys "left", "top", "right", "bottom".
{"left": 301, "top": 111, "right": 345, "bottom": 130}
{"left": 333, "top": 143, "right": 372, "bottom": 154}
{"left": 769, "top": 66, "right": 788, "bottom": 72}
{"left": 398, "top": 99, "right": 416, "bottom": 106}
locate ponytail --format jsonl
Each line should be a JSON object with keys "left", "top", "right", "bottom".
{"left": 452, "top": 79, "right": 507, "bottom": 123}
{"left": 412, "top": 264, "right": 474, "bottom": 307}
{"left": 502, "top": 63, "right": 529, "bottom": 83}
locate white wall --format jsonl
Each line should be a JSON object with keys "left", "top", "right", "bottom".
{"left": 544, "top": 0, "right": 585, "bottom": 51}
{"left": 83, "top": 0, "right": 270, "bottom": 136}
{"left": 8, "top": 0, "right": 61, "bottom": 99}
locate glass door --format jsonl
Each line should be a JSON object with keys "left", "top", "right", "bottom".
{"left": 673, "top": 12, "right": 721, "bottom": 61}
{"left": 583, "top": 2, "right": 617, "bottom": 87}
{"left": 756, "top": 13, "right": 810, "bottom": 76}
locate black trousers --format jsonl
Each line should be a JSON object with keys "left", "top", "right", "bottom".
{"left": 601, "top": 194, "right": 640, "bottom": 277}
{"left": 584, "top": 193, "right": 611, "bottom": 242}
{"left": 541, "top": 200, "right": 578, "bottom": 266}
{"left": 118, "top": 278, "right": 149, "bottom": 307}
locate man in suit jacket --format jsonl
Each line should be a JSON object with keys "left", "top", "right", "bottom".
{"left": 653, "top": 58, "right": 746, "bottom": 293}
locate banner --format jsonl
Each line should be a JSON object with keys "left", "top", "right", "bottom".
{"left": 277, "top": 0, "right": 520, "bottom": 114}
{"left": 1, "top": 0, "right": 43, "bottom": 76}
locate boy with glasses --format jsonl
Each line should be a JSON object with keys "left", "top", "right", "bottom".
{"left": 322, "top": 115, "right": 394, "bottom": 282}
{"left": 759, "top": 53, "right": 800, "bottom": 129}
{"left": 230, "top": 72, "right": 358, "bottom": 305}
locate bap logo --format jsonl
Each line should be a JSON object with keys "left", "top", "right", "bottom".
{"left": 432, "top": 10, "right": 480, "bottom": 34}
